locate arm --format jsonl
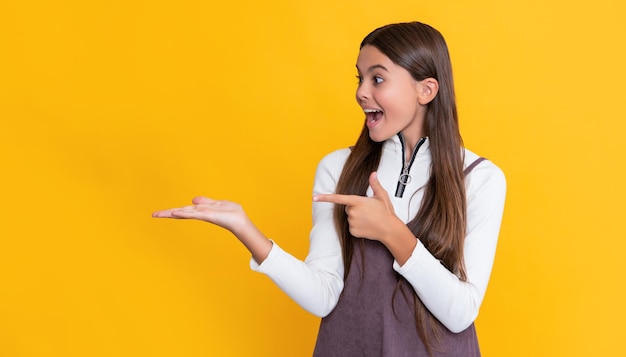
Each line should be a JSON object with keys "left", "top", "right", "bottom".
{"left": 251, "top": 151, "right": 346, "bottom": 316}
{"left": 313, "top": 161, "right": 506, "bottom": 332}
{"left": 393, "top": 162, "right": 507, "bottom": 332}
{"left": 152, "top": 150, "right": 348, "bottom": 317}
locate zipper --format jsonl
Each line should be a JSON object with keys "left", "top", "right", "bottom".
{"left": 394, "top": 135, "right": 426, "bottom": 198}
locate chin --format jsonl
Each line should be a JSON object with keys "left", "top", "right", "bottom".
{"left": 368, "top": 131, "right": 391, "bottom": 143}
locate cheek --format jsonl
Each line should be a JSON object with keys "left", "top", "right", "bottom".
{"left": 380, "top": 89, "right": 413, "bottom": 114}
{"left": 393, "top": 87, "right": 419, "bottom": 110}
{"left": 377, "top": 90, "right": 397, "bottom": 109}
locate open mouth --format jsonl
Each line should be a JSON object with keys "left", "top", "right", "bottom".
{"left": 364, "top": 108, "right": 383, "bottom": 125}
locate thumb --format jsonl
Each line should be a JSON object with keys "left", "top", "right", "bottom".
{"left": 369, "top": 172, "right": 389, "bottom": 201}
{"left": 192, "top": 196, "right": 215, "bottom": 205}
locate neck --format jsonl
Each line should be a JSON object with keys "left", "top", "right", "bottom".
{"left": 398, "top": 132, "right": 425, "bottom": 159}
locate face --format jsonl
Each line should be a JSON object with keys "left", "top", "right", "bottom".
{"left": 356, "top": 45, "right": 428, "bottom": 145}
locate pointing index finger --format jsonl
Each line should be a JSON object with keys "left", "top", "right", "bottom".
{"left": 313, "top": 193, "right": 360, "bottom": 206}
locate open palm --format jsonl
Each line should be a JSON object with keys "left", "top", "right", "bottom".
{"left": 152, "top": 196, "right": 249, "bottom": 234}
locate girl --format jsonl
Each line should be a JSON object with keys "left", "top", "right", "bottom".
{"left": 153, "top": 22, "right": 506, "bottom": 357}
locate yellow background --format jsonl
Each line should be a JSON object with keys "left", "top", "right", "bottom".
{"left": 1, "top": 0, "right": 625, "bottom": 356}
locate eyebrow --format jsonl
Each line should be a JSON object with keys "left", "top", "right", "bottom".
{"left": 356, "top": 64, "right": 389, "bottom": 73}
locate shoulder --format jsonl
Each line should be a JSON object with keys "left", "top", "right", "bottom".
{"left": 463, "top": 148, "right": 507, "bottom": 197}
{"left": 316, "top": 148, "right": 351, "bottom": 173}
{"left": 313, "top": 148, "right": 352, "bottom": 193}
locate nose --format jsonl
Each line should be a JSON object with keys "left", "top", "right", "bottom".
{"left": 356, "top": 83, "right": 369, "bottom": 105}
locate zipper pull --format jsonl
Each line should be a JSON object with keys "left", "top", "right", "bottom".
{"left": 395, "top": 166, "right": 412, "bottom": 197}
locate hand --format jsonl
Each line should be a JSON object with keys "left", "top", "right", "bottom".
{"left": 313, "top": 172, "right": 400, "bottom": 243}
{"left": 152, "top": 196, "right": 251, "bottom": 235}
{"left": 153, "top": 196, "right": 273, "bottom": 263}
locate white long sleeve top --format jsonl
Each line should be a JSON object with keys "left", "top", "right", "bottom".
{"left": 250, "top": 135, "right": 506, "bottom": 333}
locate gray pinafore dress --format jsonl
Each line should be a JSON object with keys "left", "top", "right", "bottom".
{"left": 312, "top": 240, "right": 481, "bottom": 357}
{"left": 312, "top": 159, "right": 486, "bottom": 357}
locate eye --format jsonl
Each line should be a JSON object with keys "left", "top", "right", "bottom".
{"left": 374, "top": 76, "right": 384, "bottom": 84}
{"left": 356, "top": 75, "right": 363, "bottom": 84}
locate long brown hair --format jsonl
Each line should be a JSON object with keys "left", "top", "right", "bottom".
{"left": 333, "top": 22, "right": 467, "bottom": 353}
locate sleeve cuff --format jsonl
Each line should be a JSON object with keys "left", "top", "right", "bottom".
{"left": 249, "top": 240, "right": 278, "bottom": 272}
{"left": 393, "top": 239, "right": 427, "bottom": 274}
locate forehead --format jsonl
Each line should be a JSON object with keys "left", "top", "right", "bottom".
{"left": 356, "top": 45, "right": 394, "bottom": 71}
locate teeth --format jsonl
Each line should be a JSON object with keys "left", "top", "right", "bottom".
{"left": 363, "top": 109, "right": 382, "bottom": 113}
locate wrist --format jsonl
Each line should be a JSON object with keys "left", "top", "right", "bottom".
{"left": 382, "top": 217, "right": 417, "bottom": 265}
{"left": 230, "top": 216, "right": 257, "bottom": 238}
{"left": 381, "top": 216, "right": 408, "bottom": 244}
{"left": 231, "top": 218, "right": 273, "bottom": 264}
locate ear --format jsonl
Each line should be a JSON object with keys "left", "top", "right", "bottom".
{"left": 416, "top": 78, "right": 439, "bottom": 105}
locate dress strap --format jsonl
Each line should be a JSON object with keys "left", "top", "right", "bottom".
{"left": 464, "top": 157, "right": 487, "bottom": 176}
